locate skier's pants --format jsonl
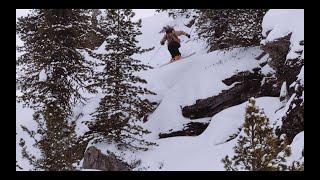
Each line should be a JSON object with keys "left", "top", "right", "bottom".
{"left": 168, "top": 41, "right": 181, "bottom": 58}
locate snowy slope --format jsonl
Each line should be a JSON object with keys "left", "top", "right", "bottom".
{"left": 141, "top": 47, "right": 263, "bottom": 138}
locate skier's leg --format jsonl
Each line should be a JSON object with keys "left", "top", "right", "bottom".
{"left": 173, "top": 42, "right": 181, "bottom": 60}
{"left": 168, "top": 43, "right": 175, "bottom": 59}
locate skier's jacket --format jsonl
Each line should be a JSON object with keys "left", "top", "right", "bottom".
{"left": 160, "top": 30, "right": 188, "bottom": 45}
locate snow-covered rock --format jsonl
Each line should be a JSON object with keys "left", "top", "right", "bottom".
{"left": 260, "top": 9, "right": 304, "bottom": 143}
{"left": 262, "top": 9, "right": 304, "bottom": 62}
{"left": 82, "top": 146, "right": 131, "bottom": 171}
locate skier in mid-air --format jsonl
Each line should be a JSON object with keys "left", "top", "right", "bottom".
{"left": 160, "top": 26, "right": 190, "bottom": 62}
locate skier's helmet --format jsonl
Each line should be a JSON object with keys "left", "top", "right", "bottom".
{"left": 165, "top": 26, "right": 174, "bottom": 34}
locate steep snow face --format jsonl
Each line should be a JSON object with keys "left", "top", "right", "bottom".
{"left": 141, "top": 47, "right": 263, "bottom": 137}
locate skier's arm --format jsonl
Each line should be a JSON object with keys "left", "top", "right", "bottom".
{"left": 160, "top": 35, "right": 167, "bottom": 45}
{"left": 175, "top": 31, "right": 190, "bottom": 38}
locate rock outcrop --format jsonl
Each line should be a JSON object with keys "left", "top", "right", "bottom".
{"left": 261, "top": 34, "right": 304, "bottom": 143}
{"left": 82, "top": 146, "right": 131, "bottom": 171}
{"left": 178, "top": 32, "right": 304, "bottom": 143}
{"left": 262, "top": 34, "right": 302, "bottom": 86}
{"left": 182, "top": 68, "right": 278, "bottom": 120}
{"left": 159, "top": 122, "right": 209, "bottom": 138}
{"left": 158, "top": 67, "right": 280, "bottom": 138}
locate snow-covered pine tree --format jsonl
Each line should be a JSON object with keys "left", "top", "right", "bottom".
{"left": 222, "top": 97, "right": 291, "bottom": 171}
{"left": 85, "top": 9, "right": 107, "bottom": 50}
{"left": 87, "top": 9, "right": 157, "bottom": 151}
{"left": 195, "top": 9, "right": 267, "bottom": 51}
{"left": 19, "top": 110, "right": 89, "bottom": 170}
{"left": 16, "top": 9, "right": 100, "bottom": 170}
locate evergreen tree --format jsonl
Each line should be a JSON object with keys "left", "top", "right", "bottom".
{"left": 16, "top": 9, "right": 98, "bottom": 170}
{"left": 87, "top": 9, "right": 156, "bottom": 151}
{"left": 222, "top": 97, "right": 291, "bottom": 171}
{"left": 86, "top": 9, "right": 108, "bottom": 49}
{"left": 196, "top": 9, "right": 267, "bottom": 51}
{"left": 19, "top": 110, "right": 89, "bottom": 170}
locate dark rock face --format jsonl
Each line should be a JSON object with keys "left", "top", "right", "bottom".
{"left": 82, "top": 146, "right": 130, "bottom": 171}
{"left": 261, "top": 34, "right": 302, "bottom": 86}
{"left": 262, "top": 34, "right": 304, "bottom": 143}
{"left": 260, "top": 76, "right": 280, "bottom": 97}
{"left": 182, "top": 70, "right": 276, "bottom": 120}
{"left": 167, "top": 67, "right": 281, "bottom": 138}
{"left": 277, "top": 99, "right": 304, "bottom": 143}
{"left": 158, "top": 69, "right": 280, "bottom": 138}
{"left": 179, "top": 34, "right": 304, "bottom": 143}
{"left": 153, "top": 31, "right": 303, "bottom": 150}
{"left": 276, "top": 73, "right": 304, "bottom": 143}
{"left": 159, "top": 122, "right": 209, "bottom": 138}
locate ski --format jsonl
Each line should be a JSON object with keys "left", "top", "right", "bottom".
{"left": 159, "top": 52, "right": 196, "bottom": 68}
